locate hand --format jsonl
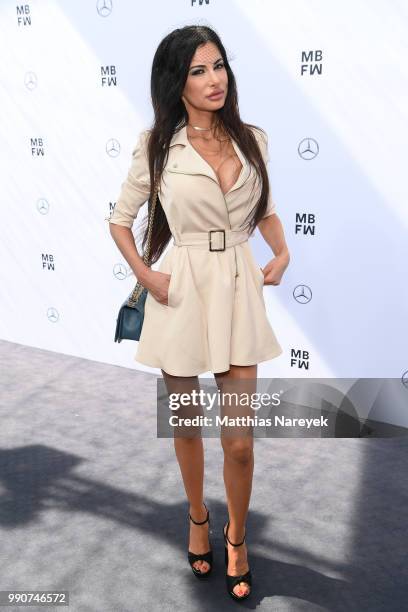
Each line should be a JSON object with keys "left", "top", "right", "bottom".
{"left": 261, "top": 253, "right": 290, "bottom": 286}
{"left": 140, "top": 268, "right": 171, "bottom": 305}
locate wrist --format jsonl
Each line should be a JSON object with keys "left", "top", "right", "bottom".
{"left": 137, "top": 264, "right": 153, "bottom": 285}
{"left": 276, "top": 249, "right": 290, "bottom": 262}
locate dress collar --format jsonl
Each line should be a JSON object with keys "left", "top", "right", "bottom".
{"left": 169, "top": 124, "right": 189, "bottom": 147}
{"left": 168, "top": 124, "right": 250, "bottom": 195}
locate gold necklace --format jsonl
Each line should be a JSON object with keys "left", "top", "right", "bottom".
{"left": 187, "top": 123, "right": 231, "bottom": 159}
{"left": 190, "top": 124, "right": 212, "bottom": 131}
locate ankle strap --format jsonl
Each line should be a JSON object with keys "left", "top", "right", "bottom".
{"left": 225, "top": 520, "right": 246, "bottom": 547}
{"left": 189, "top": 502, "right": 209, "bottom": 525}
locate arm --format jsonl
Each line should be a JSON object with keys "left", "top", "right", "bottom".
{"left": 108, "top": 129, "right": 152, "bottom": 285}
{"left": 109, "top": 225, "right": 151, "bottom": 285}
{"left": 107, "top": 130, "right": 170, "bottom": 303}
{"left": 254, "top": 127, "right": 290, "bottom": 285}
{"left": 258, "top": 213, "right": 289, "bottom": 260}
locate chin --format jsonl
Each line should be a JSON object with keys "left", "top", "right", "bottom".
{"left": 205, "top": 99, "right": 225, "bottom": 108}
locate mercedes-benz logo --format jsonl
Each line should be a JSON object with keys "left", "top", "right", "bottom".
{"left": 96, "top": 0, "right": 113, "bottom": 17}
{"left": 24, "top": 71, "right": 37, "bottom": 91}
{"left": 113, "top": 263, "right": 130, "bottom": 280}
{"left": 106, "top": 138, "right": 120, "bottom": 158}
{"left": 402, "top": 370, "right": 408, "bottom": 389}
{"left": 293, "top": 284, "right": 312, "bottom": 304}
{"left": 47, "top": 307, "right": 59, "bottom": 322}
{"left": 298, "top": 138, "right": 319, "bottom": 160}
{"left": 36, "top": 198, "right": 49, "bottom": 215}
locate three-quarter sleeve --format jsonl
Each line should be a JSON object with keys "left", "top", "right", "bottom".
{"left": 252, "top": 127, "right": 277, "bottom": 219}
{"left": 108, "top": 129, "right": 151, "bottom": 228}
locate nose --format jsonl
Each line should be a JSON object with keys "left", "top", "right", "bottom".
{"left": 207, "top": 67, "right": 221, "bottom": 85}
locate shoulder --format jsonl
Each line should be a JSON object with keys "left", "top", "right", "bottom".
{"left": 246, "top": 124, "right": 268, "bottom": 144}
{"left": 131, "top": 128, "right": 151, "bottom": 157}
{"left": 245, "top": 124, "right": 269, "bottom": 164}
{"left": 136, "top": 127, "right": 152, "bottom": 146}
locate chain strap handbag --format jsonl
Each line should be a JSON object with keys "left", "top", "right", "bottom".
{"left": 114, "top": 176, "right": 159, "bottom": 343}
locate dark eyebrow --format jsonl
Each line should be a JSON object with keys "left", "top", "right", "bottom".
{"left": 190, "top": 57, "right": 223, "bottom": 70}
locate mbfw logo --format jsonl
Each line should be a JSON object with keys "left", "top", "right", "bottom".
{"left": 291, "top": 349, "right": 310, "bottom": 370}
{"left": 17, "top": 5, "right": 32, "bottom": 26}
{"left": 106, "top": 139, "right": 120, "bottom": 157}
{"left": 101, "top": 66, "right": 117, "bottom": 87}
{"left": 31, "top": 138, "right": 45, "bottom": 157}
{"left": 36, "top": 198, "right": 49, "bottom": 215}
{"left": 105, "top": 201, "right": 115, "bottom": 221}
{"left": 295, "top": 213, "right": 315, "bottom": 235}
{"left": 42, "top": 254, "right": 55, "bottom": 271}
{"left": 293, "top": 285, "right": 312, "bottom": 304}
{"left": 191, "top": 0, "right": 210, "bottom": 5}
{"left": 298, "top": 138, "right": 319, "bottom": 160}
{"left": 301, "top": 50, "right": 323, "bottom": 76}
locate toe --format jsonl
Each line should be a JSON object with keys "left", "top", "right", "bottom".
{"left": 193, "top": 560, "right": 209, "bottom": 573}
{"left": 234, "top": 582, "right": 249, "bottom": 597}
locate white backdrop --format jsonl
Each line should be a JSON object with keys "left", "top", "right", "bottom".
{"left": 1, "top": 1, "right": 407, "bottom": 423}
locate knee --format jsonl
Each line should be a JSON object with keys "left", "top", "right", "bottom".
{"left": 222, "top": 439, "right": 253, "bottom": 464}
{"left": 174, "top": 433, "right": 202, "bottom": 444}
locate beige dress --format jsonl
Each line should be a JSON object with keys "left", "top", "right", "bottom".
{"left": 108, "top": 123, "right": 283, "bottom": 376}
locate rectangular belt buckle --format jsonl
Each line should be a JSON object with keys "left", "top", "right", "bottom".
{"left": 209, "top": 229, "right": 226, "bottom": 251}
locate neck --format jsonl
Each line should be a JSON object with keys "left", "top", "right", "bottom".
{"left": 187, "top": 113, "right": 217, "bottom": 131}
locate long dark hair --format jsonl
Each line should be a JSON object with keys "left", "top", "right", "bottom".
{"left": 141, "top": 24, "right": 271, "bottom": 265}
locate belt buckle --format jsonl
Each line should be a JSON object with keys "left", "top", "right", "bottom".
{"left": 209, "top": 229, "right": 226, "bottom": 251}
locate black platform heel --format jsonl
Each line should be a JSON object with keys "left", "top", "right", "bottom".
{"left": 223, "top": 520, "right": 252, "bottom": 601}
{"left": 187, "top": 502, "right": 213, "bottom": 579}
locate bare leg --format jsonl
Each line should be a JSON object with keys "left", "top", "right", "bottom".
{"left": 161, "top": 369, "right": 210, "bottom": 574}
{"left": 214, "top": 364, "right": 257, "bottom": 597}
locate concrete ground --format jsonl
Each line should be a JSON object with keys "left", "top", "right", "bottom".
{"left": 0, "top": 339, "right": 406, "bottom": 612}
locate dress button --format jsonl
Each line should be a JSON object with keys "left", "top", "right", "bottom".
{"left": 173, "top": 163, "right": 178, "bottom": 168}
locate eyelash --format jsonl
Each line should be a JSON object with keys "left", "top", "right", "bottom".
{"left": 191, "top": 62, "right": 225, "bottom": 76}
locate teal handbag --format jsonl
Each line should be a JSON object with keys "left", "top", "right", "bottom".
{"left": 114, "top": 177, "right": 159, "bottom": 342}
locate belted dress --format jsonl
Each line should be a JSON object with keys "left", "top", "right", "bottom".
{"left": 108, "top": 123, "right": 283, "bottom": 376}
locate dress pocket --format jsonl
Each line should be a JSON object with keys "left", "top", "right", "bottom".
{"left": 166, "top": 251, "right": 179, "bottom": 307}
{"left": 257, "top": 266, "right": 265, "bottom": 288}
{"left": 167, "top": 271, "right": 175, "bottom": 307}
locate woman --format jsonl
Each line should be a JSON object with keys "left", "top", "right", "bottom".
{"left": 108, "top": 25, "right": 290, "bottom": 601}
